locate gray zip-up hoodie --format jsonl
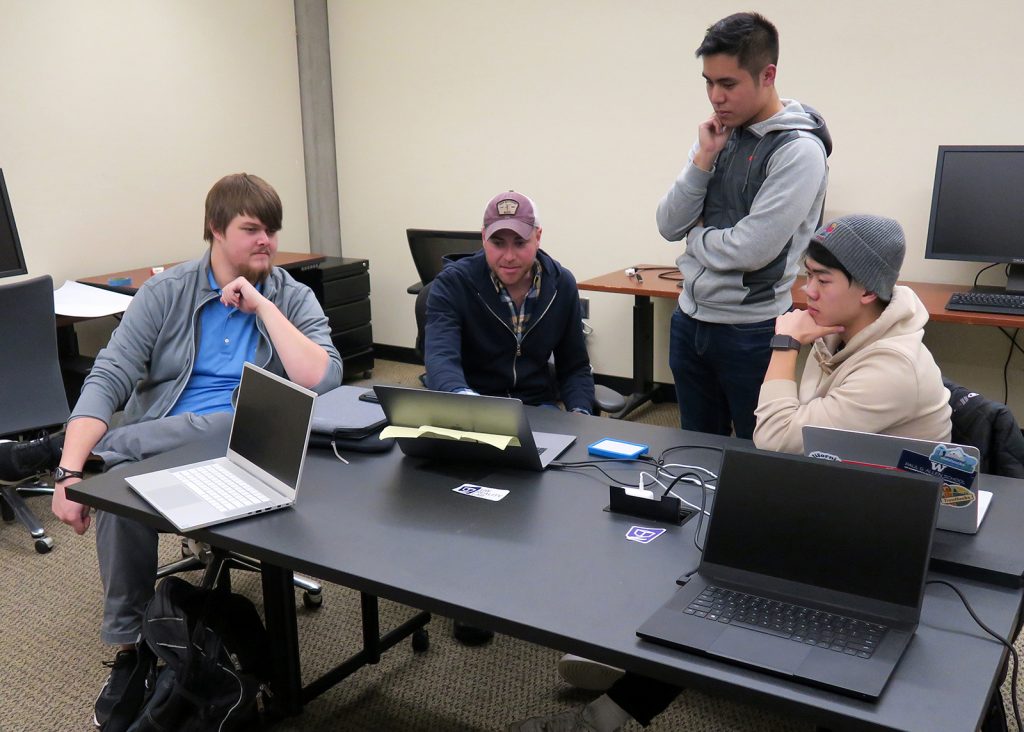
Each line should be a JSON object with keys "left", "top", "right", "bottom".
{"left": 657, "top": 99, "right": 831, "bottom": 324}
{"left": 70, "top": 250, "right": 342, "bottom": 427}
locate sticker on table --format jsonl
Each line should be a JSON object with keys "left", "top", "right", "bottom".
{"left": 626, "top": 526, "right": 666, "bottom": 544}
{"left": 453, "top": 483, "right": 509, "bottom": 502}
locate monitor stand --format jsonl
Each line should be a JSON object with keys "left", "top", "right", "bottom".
{"left": 970, "top": 262, "right": 1024, "bottom": 295}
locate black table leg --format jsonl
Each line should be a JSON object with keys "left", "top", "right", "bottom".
{"left": 612, "top": 294, "right": 658, "bottom": 419}
{"left": 261, "top": 562, "right": 303, "bottom": 716}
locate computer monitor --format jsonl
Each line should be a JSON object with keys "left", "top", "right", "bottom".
{"left": 0, "top": 169, "right": 28, "bottom": 279}
{"left": 924, "top": 145, "right": 1024, "bottom": 294}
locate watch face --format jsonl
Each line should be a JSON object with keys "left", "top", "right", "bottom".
{"left": 770, "top": 334, "right": 800, "bottom": 350}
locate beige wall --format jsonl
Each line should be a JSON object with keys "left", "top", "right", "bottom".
{"left": 2, "top": 2, "right": 1021, "bottom": 412}
{"left": 330, "top": 0, "right": 1024, "bottom": 413}
{"left": 0, "top": 0, "right": 308, "bottom": 352}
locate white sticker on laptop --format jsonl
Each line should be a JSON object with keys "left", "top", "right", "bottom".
{"left": 453, "top": 483, "right": 509, "bottom": 501}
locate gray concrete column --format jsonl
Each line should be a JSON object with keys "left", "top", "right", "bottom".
{"left": 294, "top": 0, "right": 342, "bottom": 257}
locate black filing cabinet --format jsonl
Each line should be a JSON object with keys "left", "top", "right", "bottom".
{"left": 291, "top": 257, "right": 374, "bottom": 380}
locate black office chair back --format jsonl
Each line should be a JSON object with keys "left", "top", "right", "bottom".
{"left": 406, "top": 229, "right": 481, "bottom": 287}
{"left": 0, "top": 275, "right": 70, "bottom": 436}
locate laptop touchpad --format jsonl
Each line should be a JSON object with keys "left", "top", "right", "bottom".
{"left": 708, "top": 627, "right": 810, "bottom": 675}
{"left": 150, "top": 485, "right": 202, "bottom": 510}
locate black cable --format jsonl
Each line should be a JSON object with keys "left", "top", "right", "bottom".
{"left": 1003, "top": 329, "right": 1017, "bottom": 405}
{"left": 926, "top": 579, "right": 1021, "bottom": 730}
{"left": 657, "top": 470, "right": 709, "bottom": 551}
{"left": 999, "top": 327, "right": 1024, "bottom": 359}
{"left": 972, "top": 263, "right": 1004, "bottom": 289}
{"left": 549, "top": 462, "right": 633, "bottom": 487}
{"left": 658, "top": 443, "right": 725, "bottom": 464}
{"left": 550, "top": 457, "right": 659, "bottom": 487}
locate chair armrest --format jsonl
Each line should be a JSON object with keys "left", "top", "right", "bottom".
{"left": 594, "top": 384, "right": 627, "bottom": 416}
{"left": 407, "top": 282, "right": 424, "bottom": 295}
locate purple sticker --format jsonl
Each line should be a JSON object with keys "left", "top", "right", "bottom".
{"left": 626, "top": 526, "right": 666, "bottom": 544}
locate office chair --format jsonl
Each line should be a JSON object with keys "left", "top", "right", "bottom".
{"left": 944, "top": 378, "right": 1024, "bottom": 478}
{"left": 157, "top": 538, "right": 324, "bottom": 609}
{"left": 0, "top": 275, "right": 71, "bottom": 553}
{"left": 405, "top": 229, "right": 481, "bottom": 295}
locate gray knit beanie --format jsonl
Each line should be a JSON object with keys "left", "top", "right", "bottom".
{"left": 811, "top": 214, "right": 905, "bottom": 300}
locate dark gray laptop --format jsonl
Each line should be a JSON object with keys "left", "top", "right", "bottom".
{"left": 637, "top": 447, "right": 942, "bottom": 700}
{"left": 126, "top": 363, "right": 316, "bottom": 531}
{"left": 802, "top": 425, "right": 989, "bottom": 534}
{"left": 373, "top": 385, "right": 575, "bottom": 471}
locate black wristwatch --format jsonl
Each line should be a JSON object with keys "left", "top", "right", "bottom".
{"left": 53, "top": 466, "right": 84, "bottom": 483}
{"left": 769, "top": 334, "right": 802, "bottom": 351}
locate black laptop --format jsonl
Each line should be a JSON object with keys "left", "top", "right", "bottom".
{"left": 637, "top": 447, "right": 942, "bottom": 700}
{"left": 373, "top": 385, "right": 575, "bottom": 471}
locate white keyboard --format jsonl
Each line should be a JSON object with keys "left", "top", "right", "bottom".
{"left": 174, "top": 463, "right": 269, "bottom": 513}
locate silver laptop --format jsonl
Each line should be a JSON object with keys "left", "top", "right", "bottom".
{"left": 126, "top": 363, "right": 316, "bottom": 531}
{"left": 638, "top": 447, "right": 942, "bottom": 700}
{"left": 373, "top": 385, "right": 575, "bottom": 471}
{"left": 802, "top": 426, "right": 989, "bottom": 534}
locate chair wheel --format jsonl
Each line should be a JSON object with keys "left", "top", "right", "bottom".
{"left": 302, "top": 590, "right": 323, "bottom": 610}
{"left": 34, "top": 536, "right": 54, "bottom": 554}
{"left": 411, "top": 628, "right": 429, "bottom": 652}
{"left": 1, "top": 501, "right": 14, "bottom": 522}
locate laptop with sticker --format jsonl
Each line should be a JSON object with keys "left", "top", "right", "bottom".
{"left": 373, "top": 385, "right": 575, "bottom": 471}
{"left": 637, "top": 447, "right": 942, "bottom": 700}
{"left": 802, "top": 425, "right": 988, "bottom": 534}
{"left": 126, "top": 363, "right": 316, "bottom": 532}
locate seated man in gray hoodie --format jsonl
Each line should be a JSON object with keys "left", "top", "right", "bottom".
{"left": 0, "top": 173, "right": 341, "bottom": 727}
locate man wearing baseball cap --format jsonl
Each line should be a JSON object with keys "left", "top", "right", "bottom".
{"left": 753, "top": 213, "right": 951, "bottom": 453}
{"left": 424, "top": 190, "right": 595, "bottom": 415}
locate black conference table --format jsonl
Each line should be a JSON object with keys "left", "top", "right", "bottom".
{"left": 70, "top": 407, "right": 1024, "bottom": 731}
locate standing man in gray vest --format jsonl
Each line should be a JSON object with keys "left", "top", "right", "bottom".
{"left": 658, "top": 12, "right": 831, "bottom": 439}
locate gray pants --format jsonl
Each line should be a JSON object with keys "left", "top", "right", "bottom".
{"left": 94, "top": 412, "right": 232, "bottom": 645}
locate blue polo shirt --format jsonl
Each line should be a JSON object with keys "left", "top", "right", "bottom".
{"left": 168, "top": 271, "right": 261, "bottom": 416}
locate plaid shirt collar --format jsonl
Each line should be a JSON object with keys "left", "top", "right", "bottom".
{"left": 490, "top": 261, "right": 543, "bottom": 340}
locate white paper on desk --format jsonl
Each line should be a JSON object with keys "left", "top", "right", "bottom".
{"left": 53, "top": 280, "right": 134, "bottom": 317}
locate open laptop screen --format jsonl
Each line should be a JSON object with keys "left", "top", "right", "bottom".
{"left": 704, "top": 449, "right": 940, "bottom": 609}
{"left": 229, "top": 364, "right": 314, "bottom": 489}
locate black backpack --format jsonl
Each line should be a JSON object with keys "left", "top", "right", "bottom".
{"left": 104, "top": 575, "right": 273, "bottom": 732}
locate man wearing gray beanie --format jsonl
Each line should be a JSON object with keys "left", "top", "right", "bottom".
{"left": 753, "top": 213, "right": 952, "bottom": 454}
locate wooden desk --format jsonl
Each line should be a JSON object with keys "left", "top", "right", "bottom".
{"left": 77, "top": 250, "right": 326, "bottom": 293}
{"left": 579, "top": 265, "right": 1024, "bottom": 417}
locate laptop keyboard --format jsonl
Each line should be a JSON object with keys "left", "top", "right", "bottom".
{"left": 686, "top": 586, "right": 887, "bottom": 659}
{"left": 174, "top": 463, "right": 269, "bottom": 513}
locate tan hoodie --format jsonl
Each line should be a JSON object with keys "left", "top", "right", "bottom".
{"left": 753, "top": 286, "right": 952, "bottom": 454}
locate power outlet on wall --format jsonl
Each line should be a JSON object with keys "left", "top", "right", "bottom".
{"left": 580, "top": 297, "right": 590, "bottom": 319}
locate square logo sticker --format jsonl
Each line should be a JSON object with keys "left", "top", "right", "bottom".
{"left": 626, "top": 526, "right": 665, "bottom": 544}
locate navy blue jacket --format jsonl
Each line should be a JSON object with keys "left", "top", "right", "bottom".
{"left": 424, "top": 249, "right": 595, "bottom": 412}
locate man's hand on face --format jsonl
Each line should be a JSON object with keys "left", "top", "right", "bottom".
{"left": 693, "top": 113, "right": 731, "bottom": 171}
{"left": 220, "top": 276, "right": 267, "bottom": 315}
{"left": 776, "top": 308, "right": 844, "bottom": 345}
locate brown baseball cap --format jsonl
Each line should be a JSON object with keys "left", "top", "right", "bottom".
{"left": 482, "top": 191, "right": 539, "bottom": 240}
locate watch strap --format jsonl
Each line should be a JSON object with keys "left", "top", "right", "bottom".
{"left": 769, "top": 334, "right": 802, "bottom": 351}
{"left": 53, "top": 466, "right": 85, "bottom": 482}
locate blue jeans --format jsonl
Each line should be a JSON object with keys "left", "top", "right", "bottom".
{"left": 668, "top": 308, "right": 775, "bottom": 439}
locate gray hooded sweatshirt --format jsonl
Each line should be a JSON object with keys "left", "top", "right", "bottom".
{"left": 657, "top": 99, "right": 832, "bottom": 324}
